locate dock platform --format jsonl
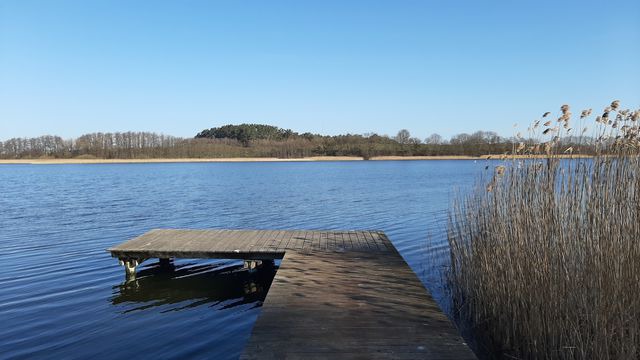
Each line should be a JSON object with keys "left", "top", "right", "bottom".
{"left": 108, "top": 229, "right": 475, "bottom": 359}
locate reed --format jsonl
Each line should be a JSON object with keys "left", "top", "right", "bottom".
{"left": 447, "top": 102, "right": 640, "bottom": 358}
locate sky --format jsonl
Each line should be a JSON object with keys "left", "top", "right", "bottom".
{"left": 1, "top": 0, "right": 639, "bottom": 140}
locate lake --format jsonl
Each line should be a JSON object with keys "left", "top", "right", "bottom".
{"left": 0, "top": 160, "right": 487, "bottom": 359}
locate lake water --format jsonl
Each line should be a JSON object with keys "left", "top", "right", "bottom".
{"left": 0, "top": 160, "right": 487, "bottom": 359}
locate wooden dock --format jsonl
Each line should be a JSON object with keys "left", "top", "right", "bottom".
{"left": 108, "top": 229, "right": 476, "bottom": 359}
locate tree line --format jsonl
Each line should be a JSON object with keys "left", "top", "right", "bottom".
{"left": 0, "top": 124, "right": 593, "bottom": 159}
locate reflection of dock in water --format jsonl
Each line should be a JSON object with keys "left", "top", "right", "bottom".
{"left": 108, "top": 229, "right": 475, "bottom": 359}
{"left": 111, "top": 261, "right": 277, "bottom": 313}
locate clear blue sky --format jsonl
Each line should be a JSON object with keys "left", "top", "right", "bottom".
{"left": 1, "top": 0, "right": 639, "bottom": 140}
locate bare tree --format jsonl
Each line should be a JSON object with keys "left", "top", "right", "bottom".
{"left": 425, "top": 133, "right": 443, "bottom": 145}
{"left": 394, "top": 129, "right": 411, "bottom": 144}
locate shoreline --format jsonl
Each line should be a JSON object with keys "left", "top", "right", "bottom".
{"left": 0, "top": 154, "right": 591, "bottom": 165}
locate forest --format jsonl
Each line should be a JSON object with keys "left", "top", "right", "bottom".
{"left": 0, "top": 123, "right": 590, "bottom": 159}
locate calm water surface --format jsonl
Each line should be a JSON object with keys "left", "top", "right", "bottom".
{"left": 0, "top": 160, "right": 487, "bottom": 359}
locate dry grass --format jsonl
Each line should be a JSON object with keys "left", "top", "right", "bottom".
{"left": 447, "top": 102, "right": 640, "bottom": 359}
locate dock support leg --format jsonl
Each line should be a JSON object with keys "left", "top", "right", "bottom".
{"left": 243, "top": 259, "right": 275, "bottom": 271}
{"left": 243, "top": 260, "right": 263, "bottom": 271}
{"left": 119, "top": 259, "right": 139, "bottom": 281}
{"left": 159, "top": 258, "right": 173, "bottom": 270}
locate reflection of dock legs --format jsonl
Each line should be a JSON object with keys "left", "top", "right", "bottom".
{"left": 244, "top": 282, "right": 258, "bottom": 295}
{"left": 111, "top": 260, "right": 278, "bottom": 312}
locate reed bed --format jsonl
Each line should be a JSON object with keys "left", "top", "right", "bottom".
{"left": 447, "top": 102, "right": 640, "bottom": 359}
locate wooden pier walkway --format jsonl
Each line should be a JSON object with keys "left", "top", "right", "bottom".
{"left": 108, "top": 229, "right": 475, "bottom": 359}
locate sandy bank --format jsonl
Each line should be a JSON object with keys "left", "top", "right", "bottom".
{"left": 370, "top": 155, "right": 483, "bottom": 160}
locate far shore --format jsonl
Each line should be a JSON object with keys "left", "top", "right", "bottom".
{"left": 0, "top": 154, "right": 592, "bottom": 165}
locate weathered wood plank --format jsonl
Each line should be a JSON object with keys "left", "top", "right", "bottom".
{"left": 278, "top": 230, "right": 295, "bottom": 252}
